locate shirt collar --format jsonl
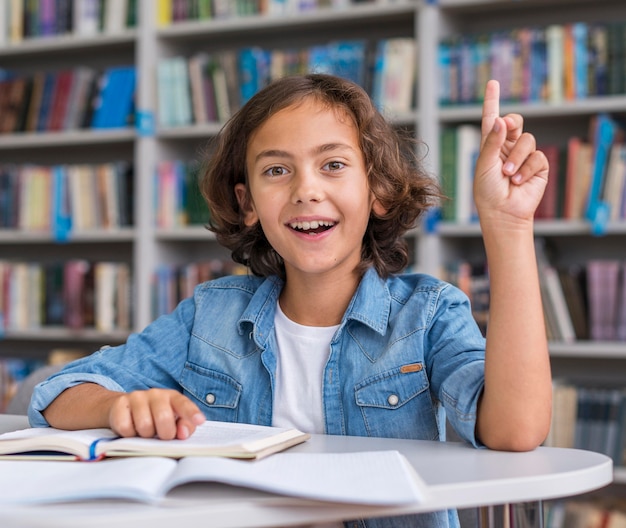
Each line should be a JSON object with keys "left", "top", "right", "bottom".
{"left": 238, "top": 268, "right": 390, "bottom": 348}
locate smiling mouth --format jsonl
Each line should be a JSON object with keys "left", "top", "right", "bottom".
{"left": 288, "top": 220, "right": 336, "bottom": 235}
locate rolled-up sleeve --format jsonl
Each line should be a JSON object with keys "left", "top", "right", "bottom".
{"left": 28, "top": 295, "right": 198, "bottom": 427}
{"left": 425, "top": 283, "right": 486, "bottom": 448}
{"left": 29, "top": 372, "right": 126, "bottom": 427}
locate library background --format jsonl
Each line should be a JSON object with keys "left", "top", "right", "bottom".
{"left": 0, "top": 0, "right": 625, "bottom": 525}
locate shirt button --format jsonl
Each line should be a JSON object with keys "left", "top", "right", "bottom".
{"left": 205, "top": 393, "right": 216, "bottom": 405}
{"left": 387, "top": 394, "right": 399, "bottom": 406}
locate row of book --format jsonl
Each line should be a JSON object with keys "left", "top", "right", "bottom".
{"left": 157, "top": 37, "right": 415, "bottom": 127}
{"left": 442, "top": 250, "right": 626, "bottom": 344}
{"left": 539, "top": 256, "right": 626, "bottom": 344}
{"left": 155, "top": 160, "right": 209, "bottom": 229}
{"left": 157, "top": 0, "right": 396, "bottom": 24}
{"left": 439, "top": 114, "right": 626, "bottom": 227}
{"left": 153, "top": 259, "right": 247, "bottom": 319}
{"left": 0, "top": 260, "right": 132, "bottom": 333}
{"left": 0, "top": 65, "right": 136, "bottom": 135}
{"left": 0, "top": 162, "right": 133, "bottom": 238}
{"left": 0, "top": 0, "right": 137, "bottom": 45}
{"left": 544, "top": 498, "right": 626, "bottom": 528}
{"left": 439, "top": 20, "right": 626, "bottom": 106}
{"left": 545, "top": 380, "right": 626, "bottom": 465}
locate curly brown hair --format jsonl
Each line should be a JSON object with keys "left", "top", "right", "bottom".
{"left": 200, "top": 73, "right": 441, "bottom": 279}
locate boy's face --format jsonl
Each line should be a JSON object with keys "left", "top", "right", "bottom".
{"left": 238, "top": 98, "right": 382, "bottom": 282}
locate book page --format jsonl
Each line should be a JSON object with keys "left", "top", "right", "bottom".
{"left": 0, "top": 457, "right": 176, "bottom": 504}
{"left": 0, "top": 427, "right": 118, "bottom": 459}
{"left": 165, "top": 450, "right": 429, "bottom": 506}
{"left": 105, "top": 420, "right": 306, "bottom": 457}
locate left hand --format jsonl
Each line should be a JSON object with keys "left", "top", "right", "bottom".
{"left": 473, "top": 80, "right": 549, "bottom": 226}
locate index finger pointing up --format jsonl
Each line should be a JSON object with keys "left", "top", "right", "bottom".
{"left": 481, "top": 80, "right": 501, "bottom": 145}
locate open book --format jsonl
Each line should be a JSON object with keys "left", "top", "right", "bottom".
{"left": 0, "top": 450, "right": 429, "bottom": 506}
{"left": 0, "top": 420, "right": 309, "bottom": 461}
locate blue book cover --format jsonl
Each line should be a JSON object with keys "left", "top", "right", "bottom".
{"left": 91, "top": 67, "right": 136, "bottom": 129}
{"left": 307, "top": 45, "right": 334, "bottom": 76}
{"left": 572, "top": 22, "right": 588, "bottom": 99}
{"left": 36, "top": 72, "right": 57, "bottom": 132}
{"left": 90, "top": 69, "right": 115, "bottom": 129}
{"left": 329, "top": 40, "right": 367, "bottom": 88}
{"left": 238, "top": 48, "right": 270, "bottom": 106}
{"left": 51, "top": 165, "right": 72, "bottom": 242}
{"left": 529, "top": 27, "right": 547, "bottom": 102}
{"left": 586, "top": 113, "right": 617, "bottom": 234}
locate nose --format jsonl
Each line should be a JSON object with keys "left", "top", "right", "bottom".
{"left": 291, "top": 168, "right": 323, "bottom": 204}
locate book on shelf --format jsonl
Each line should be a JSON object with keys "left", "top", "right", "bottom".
{"left": 587, "top": 259, "right": 621, "bottom": 342}
{"left": 586, "top": 113, "right": 618, "bottom": 234}
{"left": 534, "top": 144, "right": 561, "bottom": 220}
{"left": 0, "top": 420, "right": 310, "bottom": 462}
{"left": 557, "top": 265, "right": 589, "bottom": 341}
{"left": 90, "top": 66, "right": 136, "bottom": 129}
{"left": 603, "top": 143, "right": 626, "bottom": 222}
{"left": 454, "top": 124, "right": 481, "bottom": 224}
{"left": 371, "top": 37, "right": 417, "bottom": 115}
{"left": 616, "top": 262, "right": 626, "bottom": 342}
{"left": 73, "top": 0, "right": 101, "bottom": 36}
{"left": 0, "top": 448, "right": 428, "bottom": 507}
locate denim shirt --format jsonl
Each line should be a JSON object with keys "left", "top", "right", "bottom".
{"left": 30, "top": 267, "right": 486, "bottom": 528}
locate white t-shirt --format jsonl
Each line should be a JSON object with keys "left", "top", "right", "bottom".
{"left": 272, "top": 303, "right": 343, "bottom": 528}
{"left": 272, "top": 302, "right": 339, "bottom": 434}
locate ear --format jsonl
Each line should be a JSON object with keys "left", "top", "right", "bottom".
{"left": 234, "top": 183, "right": 259, "bottom": 226}
{"left": 371, "top": 198, "right": 387, "bottom": 217}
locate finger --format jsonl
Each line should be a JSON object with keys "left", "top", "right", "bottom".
{"left": 127, "top": 391, "right": 157, "bottom": 438}
{"left": 503, "top": 114, "right": 524, "bottom": 144}
{"left": 170, "top": 393, "right": 205, "bottom": 440}
{"left": 150, "top": 396, "right": 179, "bottom": 441}
{"left": 479, "top": 115, "right": 507, "bottom": 168}
{"left": 481, "top": 80, "right": 500, "bottom": 145}
{"left": 510, "top": 150, "right": 549, "bottom": 186}
{"left": 109, "top": 394, "right": 137, "bottom": 438}
{"left": 502, "top": 132, "right": 537, "bottom": 176}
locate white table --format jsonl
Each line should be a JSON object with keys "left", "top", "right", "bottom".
{"left": 0, "top": 414, "right": 613, "bottom": 528}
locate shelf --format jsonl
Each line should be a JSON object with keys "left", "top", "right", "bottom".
{"left": 0, "top": 229, "right": 135, "bottom": 244}
{"left": 156, "top": 226, "right": 215, "bottom": 241}
{"left": 549, "top": 342, "right": 626, "bottom": 360}
{"left": 0, "top": 30, "right": 137, "bottom": 57}
{"left": 157, "top": 123, "right": 224, "bottom": 139}
{"left": 435, "top": 221, "right": 626, "bottom": 238}
{"left": 439, "top": 96, "right": 626, "bottom": 123}
{"left": 1, "top": 327, "right": 129, "bottom": 343}
{"left": 0, "top": 130, "right": 136, "bottom": 150}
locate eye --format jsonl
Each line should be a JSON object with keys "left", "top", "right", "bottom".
{"left": 263, "top": 166, "right": 288, "bottom": 177}
{"left": 323, "top": 161, "right": 345, "bottom": 172}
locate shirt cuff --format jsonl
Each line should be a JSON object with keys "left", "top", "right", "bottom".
{"left": 28, "top": 373, "right": 126, "bottom": 427}
{"left": 441, "top": 360, "right": 485, "bottom": 448}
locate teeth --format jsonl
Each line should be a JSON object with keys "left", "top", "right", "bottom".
{"left": 289, "top": 220, "right": 334, "bottom": 231}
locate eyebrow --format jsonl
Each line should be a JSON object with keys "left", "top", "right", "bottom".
{"left": 253, "top": 143, "right": 355, "bottom": 164}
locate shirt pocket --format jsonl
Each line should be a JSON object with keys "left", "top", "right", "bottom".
{"left": 354, "top": 363, "right": 439, "bottom": 440}
{"left": 180, "top": 362, "right": 242, "bottom": 422}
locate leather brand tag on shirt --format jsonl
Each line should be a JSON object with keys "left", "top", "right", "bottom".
{"left": 400, "top": 363, "right": 423, "bottom": 374}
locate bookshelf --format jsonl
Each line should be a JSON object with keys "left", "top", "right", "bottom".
{"left": 0, "top": 0, "right": 625, "bottom": 501}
